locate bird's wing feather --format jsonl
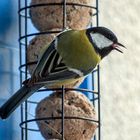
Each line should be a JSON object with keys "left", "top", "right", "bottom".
{"left": 32, "top": 38, "right": 81, "bottom": 84}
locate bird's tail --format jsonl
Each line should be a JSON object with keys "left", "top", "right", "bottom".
{"left": 0, "top": 84, "right": 42, "bottom": 119}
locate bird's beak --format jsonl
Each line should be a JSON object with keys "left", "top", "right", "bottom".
{"left": 112, "top": 42, "right": 126, "bottom": 53}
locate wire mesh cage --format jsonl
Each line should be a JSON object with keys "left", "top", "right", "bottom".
{"left": 18, "top": 0, "right": 100, "bottom": 140}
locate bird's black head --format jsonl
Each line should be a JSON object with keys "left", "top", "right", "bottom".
{"left": 86, "top": 27, "right": 125, "bottom": 59}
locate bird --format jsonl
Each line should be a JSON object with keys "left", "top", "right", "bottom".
{"left": 0, "top": 26, "right": 125, "bottom": 119}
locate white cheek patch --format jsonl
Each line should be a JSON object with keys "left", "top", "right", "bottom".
{"left": 90, "top": 33, "right": 113, "bottom": 49}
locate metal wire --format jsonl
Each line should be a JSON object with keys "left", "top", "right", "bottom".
{"left": 24, "top": 0, "right": 28, "bottom": 139}
{"left": 18, "top": 3, "right": 97, "bottom": 17}
{"left": 18, "top": 0, "right": 24, "bottom": 140}
{"left": 62, "top": 85, "right": 65, "bottom": 140}
{"left": 18, "top": 1, "right": 100, "bottom": 140}
{"left": 96, "top": 0, "right": 101, "bottom": 139}
{"left": 20, "top": 116, "right": 99, "bottom": 131}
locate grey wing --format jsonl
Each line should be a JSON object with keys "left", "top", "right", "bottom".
{"left": 33, "top": 38, "right": 80, "bottom": 84}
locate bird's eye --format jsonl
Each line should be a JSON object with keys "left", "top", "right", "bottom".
{"left": 107, "top": 34, "right": 113, "bottom": 40}
{"left": 107, "top": 33, "right": 118, "bottom": 43}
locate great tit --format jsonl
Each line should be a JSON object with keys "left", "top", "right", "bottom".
{"left": 0, "top": 27, "right": 125, "bottom": 119}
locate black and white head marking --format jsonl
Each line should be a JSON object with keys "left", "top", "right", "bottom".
{"left": 90, "top": 33, "right": 114, "bottom": 49}
{"left": 87, "top": 27, "right": 118, "bottom": 49}
{"left": 86, "top": 27, "right": 119, "bottom": 58}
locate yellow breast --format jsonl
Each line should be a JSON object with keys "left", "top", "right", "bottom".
{"left": 57, "top": 30, "right": 101, "bottom": 73}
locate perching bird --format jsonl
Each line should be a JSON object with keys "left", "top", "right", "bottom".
{"left": 0, "top": 27, "right": 125, "bottom": 119}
